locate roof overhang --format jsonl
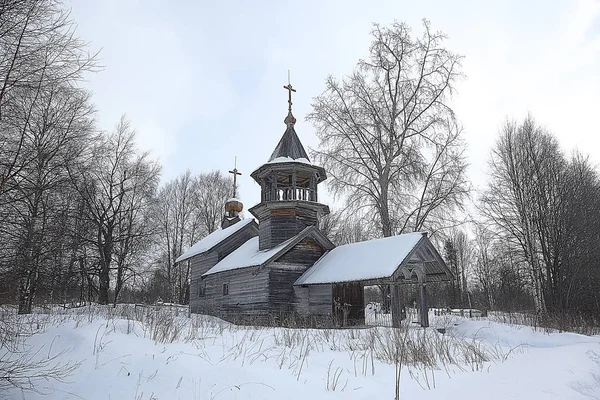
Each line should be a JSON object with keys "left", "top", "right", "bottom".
{"left": 248, "top": 199, "right": 330, "bottom": 220}
{"left": 175, "top": 219, "right": 258, "bottom": 264}
{"left": 250, "top": 160, "right": 327, "bottom": 184}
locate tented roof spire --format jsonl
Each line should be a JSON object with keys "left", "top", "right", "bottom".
{"left": 267, "top": 75, "right": 310, "bottom": 162}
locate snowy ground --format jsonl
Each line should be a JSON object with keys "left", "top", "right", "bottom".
{"left": 1, "top": 305, "right": 599, "bottom": 400}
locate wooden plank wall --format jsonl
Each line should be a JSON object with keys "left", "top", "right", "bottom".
{"left": 294, "top": 285, "right": 332, "bottom": 316}
{"left": 258, "top": 218, "right": 272, "bottom": 250}
{"left": 269, "top": 237, "right": 331, "bottom": 319}
{"left": 188, "top": 222, "right": 258, "bottom": 315}
{"left": 259, "top": 205, "right": 320, "bottom": 250}
{"left": 190, "top": 233, "right": 334, "bottom": 326}
{"left": 189, "top": 251, "right": 219, "bottom": 314}
{"left": 197, "top": 267, "right": 270, "bottom": 323}
{"left": 190, "top": 251, "right": 219, "bottom": 281}
{"left": 269, "top": 210, "right": 301, "bottom": 247}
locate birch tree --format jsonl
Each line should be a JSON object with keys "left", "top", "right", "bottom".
{"left": 154, "top": 171, "right": 198, "bottom": 303}
{"left": 308, "top": 20, "right": 469, "bottom": 238}
{"left": 480, "top": 117, "right": 573, "bottom": 316}
{"left": 481, "top": 117, "right": 600, "bottom": 318}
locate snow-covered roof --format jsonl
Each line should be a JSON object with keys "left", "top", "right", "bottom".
{"left": 175, "top": 219, "right": 254, "bottom": 263}
{"left": 202, "top": 237, "right": 280, "bottom": 276}
{"left": 203, "top": 225, "right": 335, "bottom": 277}
{"left": 295, "top": 232, "right": 426, "bottom": 285}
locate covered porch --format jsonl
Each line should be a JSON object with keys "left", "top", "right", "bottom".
{"left": 294, "top": 232, "right": 453, "bottom": 328}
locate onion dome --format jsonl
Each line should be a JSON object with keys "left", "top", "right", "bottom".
{"left": 225, "top": 197, "right": 243, "bottom": 213}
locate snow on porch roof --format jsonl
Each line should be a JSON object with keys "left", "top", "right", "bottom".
{"left": 175, "top": 218, "right": 254, "bottom": 263}
{"left": 294, "top": 232, "right": 426, "bottom": 285}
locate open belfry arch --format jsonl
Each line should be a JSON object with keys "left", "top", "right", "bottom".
{"left": 177, "top": 77, "right": 453, "bottom": 328}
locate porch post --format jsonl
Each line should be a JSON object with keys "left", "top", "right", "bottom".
{"left": 419, "top": 283, "right": 429, "bottom": 327}
{"left": 391, "top": 283, "right": 405, "bottom": 328}
{"left": 291, "top": 171, "right": 297, "bottom": 200}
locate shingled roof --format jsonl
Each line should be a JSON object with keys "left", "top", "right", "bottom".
{"left": 268, "top": 124, "right": 310, "bottom": 162}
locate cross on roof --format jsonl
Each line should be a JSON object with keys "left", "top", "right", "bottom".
{"left": 283, "top": 71, "right": 297, "bottom": 125}
{"left": 228, "top": 157, "right": 242, "bottom": 198}
{"left": 283, "top": 70, "right": 296, "bottom": 114}
{"left": 283, "top": 83, "right": 296, "bottom": 113}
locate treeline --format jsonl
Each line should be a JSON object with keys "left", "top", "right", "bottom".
{"left": 476, "top": 118, "right": 600, "bottom": 317}
{"left": 437, "top": 118, "right": 600, "bottom": 318}
{"left": 0, "top": 0, "right": 231, "bottom": 312}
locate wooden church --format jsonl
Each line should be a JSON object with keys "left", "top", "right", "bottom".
{"left": 176, "top": 83, "right": 453, "bottom": 327}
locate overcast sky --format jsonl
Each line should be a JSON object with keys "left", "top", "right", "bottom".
{"left": 69, "top": 0, "right": 600, "bottom": 210}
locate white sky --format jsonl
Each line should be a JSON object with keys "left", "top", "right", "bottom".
{"left": 69, "top": 0, "right": 600, "bottom": 210}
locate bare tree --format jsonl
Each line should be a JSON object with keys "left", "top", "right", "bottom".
{"left": 0, "top": 0, "right": 98, "bottom": 312}
{"left": 477, "top": 116, "right": 600, "bottom": 317}
{"left": 153, "top": 170, "right": 199, "bottom": 303}
{"left": 319, "top": 209, "right": 375, "bottom": 245}
{"left": 112, "top": 150, "right": 160, "bottom": 305}
{"left": 308, "top": 20, "right": 469, "bottom": 238}
{"left": 72, "top": 117, "right": 160, "bottom": 305}
{"left": 194, "top": 171, "right": 232, "bottom": 234}
{"left": 471, "top": 224, "right": 499, "bottom": 310}
{"left": 2, "top": 82, "right": 94, "bottom": 314}
{"left": 555, "top": 154, "right": 600, "bottom": 315}
{"left": 0, "top": 0, "right": 98, "bottom": 195}
{"left": 480, "top": 117, "right": 565, "bottom": 316}
{"left": 443, "top": 229, "right": 473, "bottom": 307}
{"left": 152, "top": 170, "right": 231, "bottom": 304}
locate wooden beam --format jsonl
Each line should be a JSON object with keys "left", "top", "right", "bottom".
{"left": 391, "top": 284, "right": 405, "bottom": 328}
{"left": 419, "top": 283, "right": 429, "bottom": 328}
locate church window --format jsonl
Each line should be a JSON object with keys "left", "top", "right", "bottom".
{"left": 222, "top": 283, "right": 229, "bottom": 296}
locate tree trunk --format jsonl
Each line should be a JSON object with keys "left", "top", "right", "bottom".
{"left": 18, "top": 268, "right": 36, "bottom": 314}
{"left": 98, "top": 263, "right": 110, "bottom": 305}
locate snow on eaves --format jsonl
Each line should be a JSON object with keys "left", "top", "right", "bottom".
{"left": 266, "top": 156, "right": 314, "bottom": 166}
{"left": 295, "top": 232, "right": 425, "bottom": 285}
{"left": 175, "top": 219, "right": 254, "bottom": 263}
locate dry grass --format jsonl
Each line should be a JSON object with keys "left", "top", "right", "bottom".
{"left": 1, "top": 303, "right": 546, "bottom": 397}
{"left": 0, "top": 307, "right": 79, "bottom": 393}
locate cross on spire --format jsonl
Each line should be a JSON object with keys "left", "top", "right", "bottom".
{"left": 283, "top": 70, "right": 297, "bottom": 125}
{"left": 228, "top": 157, "right": 242, "bottom": 198}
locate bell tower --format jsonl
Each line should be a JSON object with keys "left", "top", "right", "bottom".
{"left": 249, "top": 80, "right": 329, "bottom": 250}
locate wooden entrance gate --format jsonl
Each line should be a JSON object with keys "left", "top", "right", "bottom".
{"left": 332, "top": 282, "right": 364, "bottom": 326}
